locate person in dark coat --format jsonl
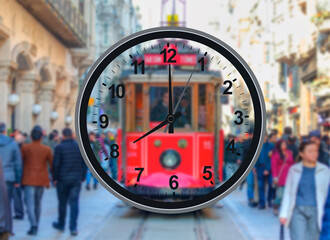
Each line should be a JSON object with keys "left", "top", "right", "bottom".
{"left": 256, "top": 133, "right": 276, "bottom": 209}
{"left": 52, "top": 128, "right": 87, "bottom": 236}
{"left": 0, "top": 123, "right": 22, "bottom": 222}
{"left": 0, "top": 156, "right": 12, "bottom": 240}
{"left": 286, "top": 134, "right": 299, "bottom": 162}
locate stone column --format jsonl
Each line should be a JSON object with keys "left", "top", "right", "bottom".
{"left": 37, "top": 84, "right": 54, "bottom": 133}
{"left": 0, "top": 67, "right": 11, "bottom": 125}
{"left": 16, "top": 72, "right": 38, "bottom": 133}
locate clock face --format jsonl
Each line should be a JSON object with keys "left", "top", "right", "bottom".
{"left": 76, "top": 27, "right": 266, "bottom": 213}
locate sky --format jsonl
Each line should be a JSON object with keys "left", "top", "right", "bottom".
{"left": 132, "top": 0, "right": 223, "bottom": 37}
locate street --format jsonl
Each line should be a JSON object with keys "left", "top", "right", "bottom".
{"left": 11, "top": 184, "right": 289, "bottom": 240}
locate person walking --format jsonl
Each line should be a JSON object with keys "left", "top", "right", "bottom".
{"left": 309, "top": 130, "right": 330, "bottom": 166}
{"left": 85, "top": 132, "right": 100, "bottom": 190}
{"left": 20, "top": 125, "right": 53, "bottom": 235}
{"left": 0, "top": 156, "right": 12, "bottom": 240}
{"left": 271, "top": 139, "right": 295, "bottom": 216}
{"left": 0, "top": 123, "right": 22, "bottom": 222}
{"left": 286, "top": 135, "right": 299, "bottom": 162}
{"left": 279, "top": 141, "right": 330, "bottom": 240}
{"left": 256, "top": 133, "right": 276, "bottom": 209}
{"left": 11, "top": 130, "right": 25, "bottom": 220}
{"left": 52, "top": 128, "right": 87, "bottom": 236}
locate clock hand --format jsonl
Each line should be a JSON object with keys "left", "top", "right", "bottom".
{"left": 168, "top": 64, "right": 174, "bottom": 133}
{"left": 133, "top": 111, "right": 182, "bottom": 143}
{"left": 164, "top": 65, "right": 197, "bottom": 133}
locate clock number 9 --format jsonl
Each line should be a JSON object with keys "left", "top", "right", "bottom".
{"left": 169, "top": 175, "right": 179, "bottom": 190}
{"left": 160, "top": 48, "right": 177, "bottom": 63}
{"left": 99, "top": 114, "right": 109, "bottom": 128}
{"left": 234, "top": 110, "right": 244, "bottom": 125}
{"left": 203, "top": 166, "right": 212, "bottom": 180}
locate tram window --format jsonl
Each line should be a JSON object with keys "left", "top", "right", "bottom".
{"left": 135, "top": 84, "right": 143, "bottom": 132}
{"left": 198, "top": 84, "right": 207, "bottom": 131}
{"left": 149, "top": 86, "right": 192, "bottom": 129}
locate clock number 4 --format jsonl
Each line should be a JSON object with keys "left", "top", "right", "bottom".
{"left": 226, "top": 139, "right": 236, "bottom": 153}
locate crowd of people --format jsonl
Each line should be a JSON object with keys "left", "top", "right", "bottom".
{"left": 224, "top": 126, "right": 330, "bottom": 240}
{"left": 0, "top": 122, "right": 118, "bottom": 239}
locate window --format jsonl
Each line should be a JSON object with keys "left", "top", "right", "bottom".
{"left": 149, "top": 86, "right": 192, "bottom": 129}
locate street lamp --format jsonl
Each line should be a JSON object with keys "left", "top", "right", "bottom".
{"left": 8, "top": 94, "right": 20, "bottom": 130}
{"left": 32, "top": 104, "right": 42, "bottom": 116}
{"left": 65, "top": 115, "right": 73, "bottom": 125}
{"left": 50, "top": 111, "right": 59, "bottom": 121}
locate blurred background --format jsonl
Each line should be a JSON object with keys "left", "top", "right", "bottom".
{"left": 0, "top": 0, "right": 329, "bottom": 239}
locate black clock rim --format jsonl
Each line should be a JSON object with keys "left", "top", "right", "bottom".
{"left": 76, "top": 27, "right": 265, "bottom": 212}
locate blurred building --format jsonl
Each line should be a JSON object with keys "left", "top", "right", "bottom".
{"left": 213, "top": 0, "right": 330, "bottom": 136}
{"left": 0, "top": 0, "right": 95, "bottom": 134}
{"left": 90, "top": 0, "right": 140, "bottom": 126}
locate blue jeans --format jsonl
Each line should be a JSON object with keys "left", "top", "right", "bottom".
{"left": 289, "top": 206, "right": 319, "bottom": 240}
{"left": 13, "top": 186, "right": 24, "bottom": 218}
{"left": 56, "top": 181, "right": 81, "bottom": 231}
{"left": 109, "top": 158, "right": 118, "bottom": 180}
{"left": 23, "top": 186, "right": 44, "bottom": 227}
{"left": 257, "top": 166, "right": 273, "bottom": 207}
{"left": 86, "top": 169, "right": 98, "bottom": 185}
{"left": 247, "top": 171, "right": 255, "bottom": 201}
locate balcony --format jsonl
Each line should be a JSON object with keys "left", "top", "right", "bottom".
{"left": 18, "top": 0, "right": 87, "bottom": 48}
{"left": 274, "top": 34, "right": 297, "bottom": 63}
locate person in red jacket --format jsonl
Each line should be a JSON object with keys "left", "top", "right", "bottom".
{"left": 271, "top": 139, "right": 294, "bottom": 216}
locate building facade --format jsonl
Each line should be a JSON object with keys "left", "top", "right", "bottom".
{"left": 0, "top": 0, "right": 95, "bottom": 134}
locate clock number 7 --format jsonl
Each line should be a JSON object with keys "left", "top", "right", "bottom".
{"left": 135, "top": 168, "right": 144, "bottom": 182}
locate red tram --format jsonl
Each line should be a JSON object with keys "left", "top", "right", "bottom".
{"left": 116, "top": 40, "right": 224, "bottom": 198}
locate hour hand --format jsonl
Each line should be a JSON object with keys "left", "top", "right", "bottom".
{"left": 133, "top": 112, "right": 181, "bottom": 143}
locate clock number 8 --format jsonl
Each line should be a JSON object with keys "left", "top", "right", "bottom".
{"left": 110, "top": 144, "right": 119, "bottom": 158}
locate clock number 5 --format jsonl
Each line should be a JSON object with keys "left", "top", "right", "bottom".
{"left": 160, "top": 48, "right": 177, "bottom": 63}
{"left": 203, "top": 166, "right": 213, "bottom": 180}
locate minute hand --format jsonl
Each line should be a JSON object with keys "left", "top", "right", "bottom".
{"left": 134, "top": 112, "right": 182, "bottom": 143}
{"left": 164, "top": 66, "right": 197, "bottom": 133}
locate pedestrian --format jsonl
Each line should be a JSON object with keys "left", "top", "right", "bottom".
{"left": 0, "top": 123, "right": 22, "bottom": 223}
{"left": 271, "top": 139, "right": 294, "bottom": 216}
{"left": 286, "top": 134, "right": 299, "bottom": 162}
{"left": 0, "top": 156, "right": 12, "bottom": 240}
{"left": 224, "top": 134, "right": 239, "bottom": 181}
{"left": 106, "top": 131, "right": 118, "bottom": 180}
{"left": 52, "top": 128, "right": 87, "bottom": 236}
{"left": 281, "top": 126, "right": 292, "bottom": 142}
{"left": 20, "top": 125, "right": 53, "bottom": 235}
{"left": 279, "top": 141, "right": 330, "bottom": 240}
{"left": 48, "top": 130, "right": 60, "bottom": 153}
{"left": 256, "top": 133, "right": 276, "bottom": 209}
{"left": 309, "top": 130, "right": 330, "bottom": 166}
{"left": 85, "top": 132, "right": 101, "bottom": 190}
{"left": 11, "top": 130, "right": 25, "bottom": 220}
{"left": 241, "top": 128, "right": 257, "bottom": 207}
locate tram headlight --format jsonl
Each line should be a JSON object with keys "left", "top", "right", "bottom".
{"left": 160, "top": 150, "right": 181, "bottom": 170}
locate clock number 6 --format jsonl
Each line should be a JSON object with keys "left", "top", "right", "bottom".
{"left": 203, "top": 166, "right": 213, "bottom": 180}
{"left": 169, "top": 175, "right": 179, "bottom": 190}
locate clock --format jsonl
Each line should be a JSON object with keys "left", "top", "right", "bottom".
{"left": 75, "top": 27, "right": 266, "bottom": 214}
